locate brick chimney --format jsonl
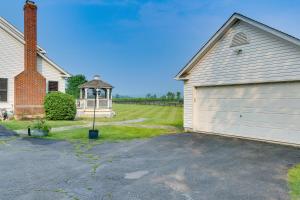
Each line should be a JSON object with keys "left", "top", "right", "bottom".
{"left": 14, "top": 0, "right": 46, "bottom": 118}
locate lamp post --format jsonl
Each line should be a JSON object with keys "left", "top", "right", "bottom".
{"left": 89, "top": 88, "right": 100, "bottom": 139}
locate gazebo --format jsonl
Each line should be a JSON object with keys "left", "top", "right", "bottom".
{"left": 76, "top": 75, "right": 114, "bottom": 117}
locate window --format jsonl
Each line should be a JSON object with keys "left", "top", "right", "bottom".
{"left": 48, "top": 81, "right": 58, "bottom": 92}
{"left": 0, "top": 78, "right": 8, "bottom": 102}
{"left": 230, "top": 32, "right": 249, "bottom": 47}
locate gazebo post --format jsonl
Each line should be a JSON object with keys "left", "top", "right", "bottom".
{"left": 107, "top": 88, "right": 110, "bottom": 108}
{"left": 96, "top": 88, "right": 99, "bottom": 109}
{"left": 84, "top": 88, "right": 88, "bottom": 109}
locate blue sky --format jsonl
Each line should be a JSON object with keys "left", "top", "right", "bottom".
{"left": 1, "top": 0, "right": 300, "bottom": 96}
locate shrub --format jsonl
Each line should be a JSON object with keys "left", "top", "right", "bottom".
{"left": 28, "top": 119, "right": 51, "bottom": 133}
{"left": 44, "top": 92, "right": 76, "bottom": 120}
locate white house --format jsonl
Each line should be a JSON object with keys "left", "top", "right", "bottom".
{"left": 0, "top": 1, "right": 70, "bottom": 117}
{"left": 176, "top": 13, "right": 300, "bottom": 145}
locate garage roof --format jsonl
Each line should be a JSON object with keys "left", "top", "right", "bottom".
{"left": 175, "top": 13, "right": 300, "bottom": 80}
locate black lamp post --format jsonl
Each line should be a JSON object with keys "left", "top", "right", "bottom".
{"left": 89, "top": 88, "right": 100, "bottom": 139}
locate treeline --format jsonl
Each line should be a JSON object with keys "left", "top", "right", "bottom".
{"left": 113, "top": 91, "right": 183, "bottom": 107}
{"left": 114, "top": 91, "right": 182, "bottom": 101}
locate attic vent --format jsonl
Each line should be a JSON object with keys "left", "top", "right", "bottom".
{"left": 230, "top": 32, "right": 249, "bottom": 47}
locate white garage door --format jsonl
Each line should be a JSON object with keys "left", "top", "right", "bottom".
{"left": 193, "top": 82, "right": 300, "bottom": 145}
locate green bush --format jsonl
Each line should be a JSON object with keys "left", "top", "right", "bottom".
{"left": 28, "top": 119, "right": 51, "bottom": 133}
{"left": 44, "top": 92, "right": 76, "bottom": 120}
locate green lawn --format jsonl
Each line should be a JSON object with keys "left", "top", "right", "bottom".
{"left": 0, "top": 120, "right": 85, "bottom": 130}
{"left": 45, "top": 125, "right": 175, "bottom": 142}
{"left": 0, "top": 104, "right": 183, "bottom": 130}
{"left": 45, "top": 104, "right": 183, "bottom": 141}
{"left": 0, "top": 104, "right": 183, "bottom": 141}
{"left": 289, "top": 164, "right": 300, "bottom": 200}
{"left": 87, "top": 104, "right": 183, "bottom": 127}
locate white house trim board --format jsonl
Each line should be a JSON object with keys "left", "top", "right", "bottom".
{"left": 175, "top": 13, "right": 300, "bottom": 80}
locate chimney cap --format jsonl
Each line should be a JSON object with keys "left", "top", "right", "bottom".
{"left": 26, "top": 0, "right": 35, "bottom": 4}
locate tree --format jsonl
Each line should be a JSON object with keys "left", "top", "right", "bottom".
{"left": 66, "top": 74, "right": 87, "bottom": 98}
{"left": 146, "top": 93, "right": 152, "bottom": 99}
{"left": 166, "top": 91, "right": 175, "bottom": 100}
{"left": 176, "top": 91, "right": 181, "bottom": 100}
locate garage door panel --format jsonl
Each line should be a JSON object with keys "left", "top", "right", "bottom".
{"left": 198, "top": 107, "right": 300, "bottom": 115}
{"left": 198, "top": 105, "right": 300, "bottom": 115}
{"left": 197, "top": 84, "right": 300, "bottom": 99}
{"left": 196, "top": 110, "right": 300, "bottom": 130}
{"left": 198, "top": 98, "right": 300, "bottom": 112}
{"left": 193, "top": 82, "right": 300, "bottom": 144}
{"left": 219, "top": 125, "right": 300, "bottom": 144}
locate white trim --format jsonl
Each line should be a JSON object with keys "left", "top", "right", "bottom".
{"left": 0, "top": 16, "right": 71, "bottom": 77}
{"left": 175, "top": 13, "right": 300, "bottom": 80}
{"left": 192, "top": 79, "right": 300, "bottom": 88}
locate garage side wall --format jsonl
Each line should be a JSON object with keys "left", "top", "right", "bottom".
{"left": 183, "top": 21, "right": 300, "bottom": 130}
{"left": 183, "top": 80, "right": 193, "bottom": 129}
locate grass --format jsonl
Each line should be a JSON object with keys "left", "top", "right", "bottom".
{"left": 1, "top": 104, "right": 183, "bottom": 142}
{"left": 0, "top": 104, "right": 183, "bottom": 130}
{"left": 45, "top": 125, "right": 175, "bottom": 142}
{"left": 86, "top": 104, "right": 183, "bottom": 127}
{"left": 288, "top": 164, "right": 300, "bottom": 200}
{"left": 0, "top": 119, "right": 85, "bottom": 130}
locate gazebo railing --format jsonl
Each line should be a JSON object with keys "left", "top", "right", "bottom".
{"left": 76, "top": 99, "right": 112, "bottom": 109}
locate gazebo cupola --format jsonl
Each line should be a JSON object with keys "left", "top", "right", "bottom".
{"left": 77, "top": 75, "right": 114, "bottom": 117}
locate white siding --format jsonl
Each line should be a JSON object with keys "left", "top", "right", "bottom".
{"left": 0, "top": 26, "right": 66, "bottom": 111}
{"left": 37, "top": 56, "right": 66, "bottom": 93}
{"left": 193, "top": 82, "right": 300, "bottom": 145}
{"left": 184, "top": 21, "right": 300, "bottom": 129}
{"left": 0, "top": 26, "right": 23, "bottom": 110}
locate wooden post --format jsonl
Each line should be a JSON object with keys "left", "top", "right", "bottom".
{"left": 96, "top": 88, "right": 99, "bottom": 109}
{"left": 107, "top": 89, "right": 110, "bottom": 108}
{"left": 84, "top": 88, "right": 88, "bottom": 109}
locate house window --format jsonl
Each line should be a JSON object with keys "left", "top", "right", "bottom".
{"left": 48, "top": 81, "right": 58, "bottom": 92}
{"left": 0, "top": 78, "right": 8, "bottom": 102}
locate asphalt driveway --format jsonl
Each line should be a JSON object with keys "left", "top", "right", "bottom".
{"left": 1, "top": 131, "right": 300, "bottom": 200}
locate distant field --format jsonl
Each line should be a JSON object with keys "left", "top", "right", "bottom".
{"left": 90, "top": 104, "right": 183, "bottom": 127}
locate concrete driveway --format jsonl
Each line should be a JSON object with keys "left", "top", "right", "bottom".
{"left": 1, "top": 131, "right": 300, "bottom": 200}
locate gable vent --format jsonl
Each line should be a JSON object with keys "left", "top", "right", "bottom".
{"left": 230, "top": 32, "right": 249, "bottom": 47}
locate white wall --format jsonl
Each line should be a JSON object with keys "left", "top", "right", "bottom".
{"left": 0, "top": 25, "right": 66, "bottom": 111}
{"left": 184, "top": 20, "right": 300, "bottom": 129}
{"left": 37, "top": 56, "right": 66, "bottom": 93}
{"left": 0, "top": 26, "right": 23, "bottom": 110}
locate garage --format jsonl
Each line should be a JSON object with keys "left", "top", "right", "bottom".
{"left": 193, "top": 82, "right": 300, "bottom": 144}
{"left": 175, "top": 13, "right": 300, "bottom": 145}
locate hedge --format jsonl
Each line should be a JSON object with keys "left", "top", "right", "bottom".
{"left": 44, "top": 92, "right": 76, "bottom": 120}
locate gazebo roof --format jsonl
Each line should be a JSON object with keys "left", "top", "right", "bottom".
{"left": 79, "top": 75, "right": 113, "bottom": 89}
